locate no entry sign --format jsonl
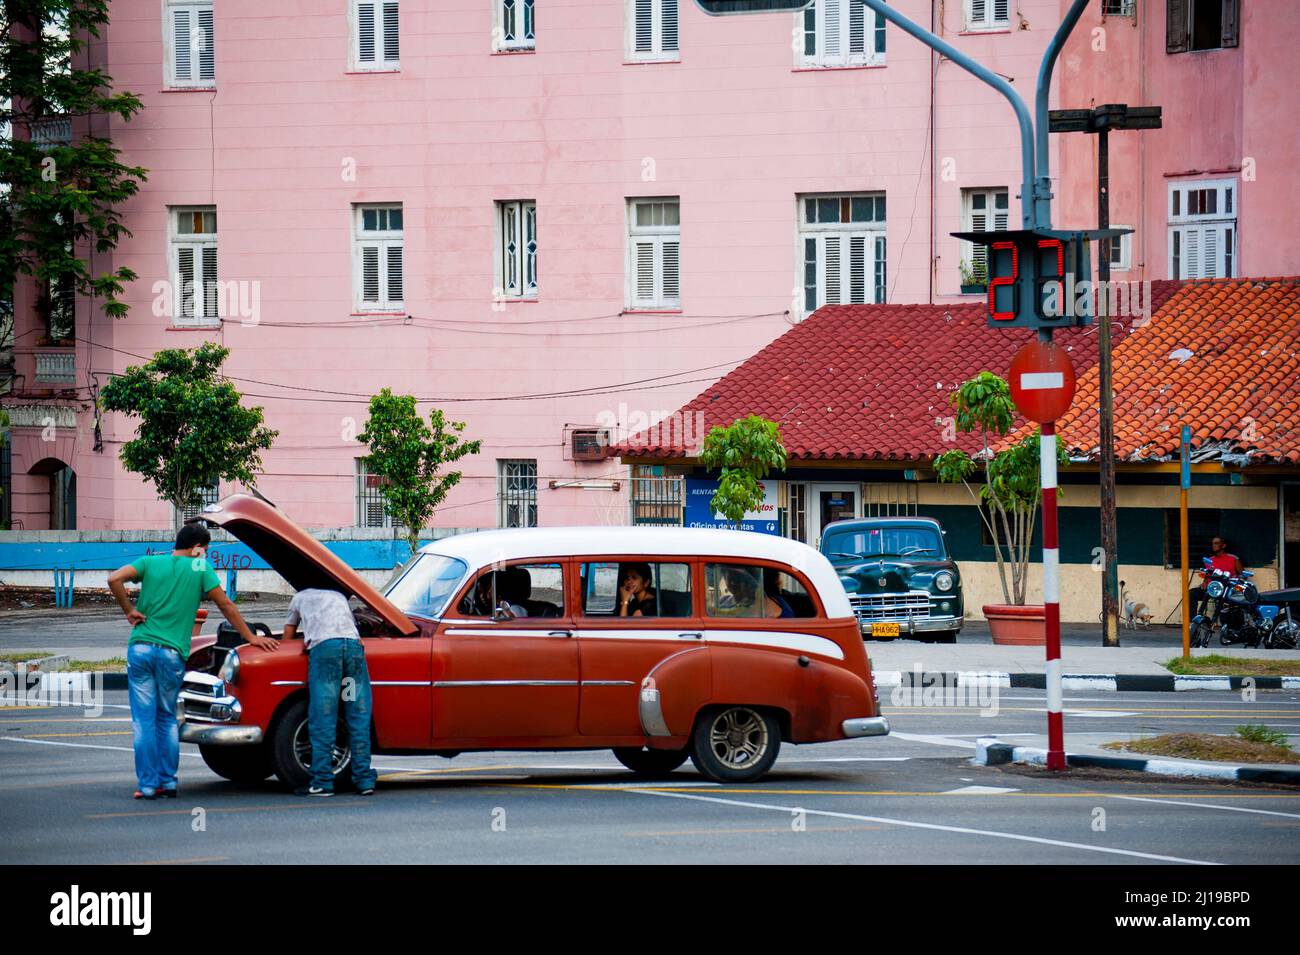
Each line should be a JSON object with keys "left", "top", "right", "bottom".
{"left": 1008, "top": 338, "right": 1077, "bottom": 423}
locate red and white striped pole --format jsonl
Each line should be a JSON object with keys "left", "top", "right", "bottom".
{"left": 1040, "top": 420, "right": 1065, "bottom": 770}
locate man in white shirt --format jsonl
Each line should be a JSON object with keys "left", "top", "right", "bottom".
{"left": 283, "top": 588, "right": 377, "bottom": 797}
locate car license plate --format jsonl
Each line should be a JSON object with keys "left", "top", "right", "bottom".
{"left": 870, "top": 623, "right": 900, "bottom": 637}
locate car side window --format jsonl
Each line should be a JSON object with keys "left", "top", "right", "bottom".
{"left": 457, "top": 563, "right": 565, "bottom": 619}
{"left": 580, "top": 561, "right": 693, "bottom": 618}
{"left": 705, "top": 563, "right": 811, "bottom": 619}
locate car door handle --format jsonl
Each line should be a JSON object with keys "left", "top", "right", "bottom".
{"left": 548, "top": 630, "right": 573, "bottom": 638}
{"left": 678, "top": 632, "right": 704, "bottom": 640}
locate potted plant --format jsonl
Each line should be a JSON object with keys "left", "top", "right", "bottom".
{"left": 959, "top": 259, "right": 987, "bottom": 295}
{"left": 935, "top": 372, "right": 1068, "bottom": 645}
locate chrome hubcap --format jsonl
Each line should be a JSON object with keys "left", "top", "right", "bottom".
{"left": 708, "top": 708, "right": 768, "bottom": 770}
{"left": 292, "top": 718, "right": 351, "bottom": 777}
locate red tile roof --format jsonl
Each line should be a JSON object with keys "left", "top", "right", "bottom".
{"left": 1028, "top": 278, "right": 1300, "bottom": 464}
{"left": 617, "top": 281, "right": 1184, "bottom": 461}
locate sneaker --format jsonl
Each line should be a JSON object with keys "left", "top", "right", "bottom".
{"left": 295, "top": 785, "right": 334, "bottom": 797}
{"left": 357, "top": 786, "right": 376, "bottom": 796}
{"left": 133, "top": 790, "right": 156, "bottom": 801}
{"left": 156, "top": 788, "right": 178, "bottom": 799}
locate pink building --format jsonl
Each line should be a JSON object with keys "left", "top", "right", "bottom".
{"left": 5, "top": 0, "right": 1292, "bottom": 532}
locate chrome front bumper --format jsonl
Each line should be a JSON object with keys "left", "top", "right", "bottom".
{"left": 178, "top": 670, "right": 260, "bottom": 744}
{"left": 858, "top": 614, "right": 962, "bottom": 636}
{"left": 842, "top": 716, "right": 891, "bottom": 738}
{"left": 180, "top": 723, "right": 264, "bottom": 745}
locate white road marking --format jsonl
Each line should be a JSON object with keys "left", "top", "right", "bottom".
{"left": 889, "top": 731, "right": 979, "bottom": 750}
{"left": 1066, "top": 711, "right": 1141, "bottom": 718}
{"left": 1107, "top": 795, "right": 1300, "bottom": 820}
{"left": 626, "top": 789, "right": 1219, "bottom": 865}
{"left": 944, "top": 785, "right": 1020, "bottom": 795}
{"left": 781, "top": 757, "right": 911, "bottom": 763}
{"left": 0, "top": 736, "right": 202, "bottom": 757}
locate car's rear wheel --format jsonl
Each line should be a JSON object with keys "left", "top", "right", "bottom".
{"left": 689, "top": 705, "right": 781, "bottom": 783}
{"left": 199, "top": 742, "right": 272, "bottom": 783}
{"left": 612, "top": 746, "right": 689, "bottom": 778}
{"left": 270, "top": 699, "right": 353, "bottom": 790}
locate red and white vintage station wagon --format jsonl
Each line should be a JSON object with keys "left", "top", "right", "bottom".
{"left": 180, "top": 494, "right": 889, "bottom": 786}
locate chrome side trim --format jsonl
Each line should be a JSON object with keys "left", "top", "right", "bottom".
{"left": 842, "top": 716, "right": 891, "bottom": 738}
{"left": 638, "top": 685, "right": 672, "bottom": 737}
{"left": 581, "top": 680, "right": 636, "bottom": 687}
{"left": 644, "top": 644, "right": 707, "bottom": 681}
{"left": 269, "top": 680, "right": 306, "bottom": 687}
{"left": 180, "top": 724, "right": 265, "bottom": 745}
{"left": 371, "top": 680, "right": 432, "bottom": 687}
{"left": 432, "top": 679, "right": 579, "bottom": 687}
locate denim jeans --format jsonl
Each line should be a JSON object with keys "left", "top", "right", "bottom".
{"left": 127, "top": 641, "right": 186, "bottom": 795}
{"left": 307, "top": 638, "right": 376, "bottom": 791}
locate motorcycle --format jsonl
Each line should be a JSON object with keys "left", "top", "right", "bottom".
{"left": 1256, "top": 587, "right": 1300, "bottom": 649}
{"left": 1190, "top": 559, "right": 1233, "bottom": 648}
{"left": 1191, "top": 558, "right": 1300, "bottom": 649}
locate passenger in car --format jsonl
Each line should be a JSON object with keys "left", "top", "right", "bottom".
{"left": 721, "top": 567, "right": 788, "bottom": 619}
{"left": 467, "top": 571, "right": 528, "bottom": 618}
{"left": 764, "top": 568, "right": 796, "bottom": 619}
{"left": 617, "top": 562, "right": 659, "bottom": 617}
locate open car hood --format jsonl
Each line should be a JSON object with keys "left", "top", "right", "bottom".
{"left": 201, "top": 493, "right": 418, "bottom": 637}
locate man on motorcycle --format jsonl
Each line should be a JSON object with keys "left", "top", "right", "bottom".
{"left": 1190, "top": 536, "right": 1243, "bottom": 617}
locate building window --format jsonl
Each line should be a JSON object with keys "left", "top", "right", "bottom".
{"left": 356, "top": 459, "right": 392, "bottom": 527}
{"left": 175, "top": 482, "right": 219, "bottom": 527}
{"left": 496, "top": 200, "right": 538, "bottom": 298}
{"left": 799, "top": 193, "right": 886, "bottom": 313}
{"left": 170, "top": 207, "right": 218, "bottom": 326}
{"left": 498, "top": 459, "right": 538, "bottom": 528}
{"left": 965, "top": 0, "right": 1010, "bottom": 31}
{"left": 800, "top": 0, "right": 885, "bottom": 68}
{"left": 628, "top": 0, "right": 679, "bottom": 61}
{"left": 627, "top": 198, "right": 680, "bottom": 309}
{"left": 353, "top": 204, "right": 404, "bottom": 311}
{"left": 631, "top": 464, "right": 683, "bottom": 525}
{"left": 1167, "top": 0, "right": 1238, "bottom": 53}
{"left": 1107, "top": 227, "right": 1133, "bottom": 272}
{"left": 1104, "top": 0, "right": 1136, "bottom": 16}
{"left": 1168, "top": 179, "right": 1236, "bottom": 279}
{"left": 495, "top": 0, "right": 535, "bottom": 50}
{"left": 961, "top": 187, "right": 1008, "bottom": 286}
{"left": 164, "top": 0, "right": 215, "bottom": 88}
{"left": 353, "top": 0, "right": 400, "bottom": 70}
{"left": 1165, "top": 508, "right": 1227, "bottom": 568}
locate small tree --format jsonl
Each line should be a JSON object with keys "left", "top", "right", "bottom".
{"left": 100, "top": 343, "right": 278, "bottom": 513}
{"left": 1, "top": 1, "right": 149, "bottom": 322}
{"left": 357, "top": 389, "right": 481, "bottom": 552}
{"left": 698, "top": 415, "right": 787, "bottom": 529}
{"left": 934, "top": 371, "right": 1068, "bottom": 606}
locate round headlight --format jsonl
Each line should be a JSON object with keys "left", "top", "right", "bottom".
{"left": 218, "top": 648, "right": 240, "bottom": 686}
{"left": 1207, "top": 580, "right": 1226, "bottom": 599}
{"left": 934, "top": 571, "right": 955, "bottom": 592}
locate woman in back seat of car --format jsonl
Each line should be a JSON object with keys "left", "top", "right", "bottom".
{"left": 617, "top": 562, "right": 659, "bottom": 617}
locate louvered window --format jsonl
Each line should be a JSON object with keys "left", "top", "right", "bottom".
{"left": 629, "top": 0, "right": 679, "bottom": 60}
{"left": 1168, "top": 179, "right": 1236, "bottom": 279}
{"left": 165, "top": 1, "right": 215, "bottom": 88}
{"left": 355, "top": 204, "right": 405, "bottom": 311}
{"left": 356, "top": 459, "right": 393, "bottom": 528}
{"left": 801, "top": 0, "right": 886, "bottom": 68}
{"left": 627, "top": 199, "right": 680, "bottom": 309}
{"left": 498, "top": 0, "right": 536, "bottom": 50}
{"left": 962, "top": 188, "right": 1009, "bottom": 285}
{"left": 799, "top": 193, "right": 886, "bottom": 313}
{"left": 497, "top": 201, "right": 538, "bottom": 298}
{"left": 354, "top": 0, "right": 400, "bottom": 70}
{"left": 965, "top": 0, "right": 1010, "bottom": 30}
{"left": 171, "top": 207, "right": 219, "bottom": 326}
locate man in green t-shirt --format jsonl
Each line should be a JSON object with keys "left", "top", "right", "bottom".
{"left": 108, "top": 521, "right": 279, "bottom": 799}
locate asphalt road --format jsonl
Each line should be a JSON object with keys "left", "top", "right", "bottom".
{"left": 3, "top": 688, "right": 1297, "bottom": 864}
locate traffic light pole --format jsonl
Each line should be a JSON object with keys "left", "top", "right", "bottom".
{"left": 1097, "top": 128, "right": 1121, "bottom": 649}
{"left": 861, "top": 0, "right": 1090, "bottom": 772}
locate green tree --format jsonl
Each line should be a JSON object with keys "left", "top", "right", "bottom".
{"left": 1, "top": 1, "right": 148, "bottom": 324}
{"left": 934, "top": 370, "right": 1068, "bottom": 605}
{"left": 357, "top": 389, "right": 482, "bottom": 552}
{"left": 100, "top": 343, "right": 278, "bottom": 513}
{"left": 698, "top": 415, "right": 787, "bottom": 530}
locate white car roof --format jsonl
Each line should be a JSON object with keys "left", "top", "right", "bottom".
{"left": 420, "top": 526, "right": 853, "bottom": 618}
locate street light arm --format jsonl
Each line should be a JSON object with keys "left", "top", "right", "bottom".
{"left": 861, "top": 0, "right": 1037, "bottom": 230}
{"left": 1034, "top": 0, "right": 1092, "bottom": 227}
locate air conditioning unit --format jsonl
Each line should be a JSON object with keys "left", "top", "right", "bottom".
{"left": 571, "top": 428, "right": 611, "bottom": 461}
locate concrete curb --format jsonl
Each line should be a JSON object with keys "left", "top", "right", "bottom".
{"left": 872, "top": 670, "right": 1300, "bottom": 692}
{"left": 974, "top": 737, "right": 1300, "bottom": 785}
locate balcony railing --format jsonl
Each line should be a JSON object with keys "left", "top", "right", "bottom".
{"left": 30, "top": 116, "right": 72, "bottom": 149}
{"left": 35, "top": 350, "right": 76, "bottom": 385}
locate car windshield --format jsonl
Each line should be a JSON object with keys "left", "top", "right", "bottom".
{"left": 383, "top": 554, "right": 469, "bottom": 619}
{"left": 824, "top": 526, "right": 944, "bottom": 559}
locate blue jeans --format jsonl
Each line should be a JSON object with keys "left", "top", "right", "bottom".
{"left": 127, "top": 641, "right": 186, "bottom": 795}
{"left": 307, "top": 639, "right": 376, "bottom": 791}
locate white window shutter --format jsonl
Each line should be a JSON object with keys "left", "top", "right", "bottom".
{"left": 382, "top": 1, "right": 399, "bottom": 61}
{"left": 662, "top": 0, "right": 679, "bottom": 52}
{"left": 634, "top": 241, "right": 656, "bottom": 304}
{"left": 1184, "top": 228, "right": 1201, "bottom": 278}
{"left": 177, "top": 247, "right": 195, "bottom": 317}
{"left": 824, "top": 235, "right": 841, "bottom": 304}
{"left": 201, "top": 245, "right": 218, "bottom": 318}
{"left": 825, "top": 0, "right": 842, "bottom": 56}
{"left": 635, "top": 0, "right": 653, "bottom": 52}
{"left": 994, "top": 0, "right": 1009, "bottom": 22}
{"left": 386, "top": 245, "right": 403, "bottom": 302}
{"left": 971, "top": 0, "right": 986, "bottom": 26}
{"left": 361, "top": 246, "right": 380, "bottom": 302}
{"left": 172, "top": 9, "right": 192, "bottom": 81}
{"left": 662, "top": 240, "right": 680, "bottom": 302}
{"left": 357, "top": 2, "right": 377, "bottom": 63}
{"left": 197, "top": 8, "right": 215, "bottom": 80}
{"left": 849, "top": 0, "right": 865, "bottom": 55}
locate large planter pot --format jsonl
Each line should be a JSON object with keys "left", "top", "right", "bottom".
{"left": 983, "top": 604, "right": 1046, "bottom": 645}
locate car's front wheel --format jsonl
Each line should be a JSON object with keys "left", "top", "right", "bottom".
{"left": 269, "top": 699, "right": 353, "bottom": 790}
{"left": 199, "top": 742, "right": 272, "bottom": 783}
{"left": 689, "top": 705, "right": 781, "bottom": 783}
{"left": 612, "top": 746, "right": 689, "bottom": 778}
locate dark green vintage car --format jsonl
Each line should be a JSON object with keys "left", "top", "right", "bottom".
{"left": 819, "top": 517, "right": 964, "bottom": 644}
